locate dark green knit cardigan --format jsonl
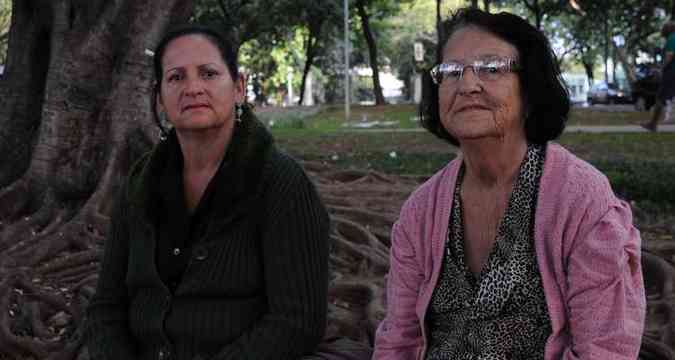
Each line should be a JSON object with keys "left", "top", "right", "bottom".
{"left": 85, "top": 111, "right": 330, "bottom": 360}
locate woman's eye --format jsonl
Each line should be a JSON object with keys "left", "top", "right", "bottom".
{"left": 447, "top": 69, "right": 462, "bottom": 78}
{"left": 483, "top": 65, "right": 499, "bottom": 74}
{"left": 167, "top": 73, "right": 182, "bottom": 82}
{"left": 202, "top": 70, "right": 218, "bottom": 79}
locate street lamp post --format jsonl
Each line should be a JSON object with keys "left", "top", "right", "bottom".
{"left": 344, "top": 0, "right": 350, "bottom": 122}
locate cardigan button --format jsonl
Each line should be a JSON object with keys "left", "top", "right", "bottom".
{"left": 193, "top": 246, "right": 208, "bottom": 261}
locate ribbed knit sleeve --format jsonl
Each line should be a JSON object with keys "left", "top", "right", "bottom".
{"left": 211, "top": 153, "right": 330, "bottom": 360}
{"left": 84, "top": 188, "right": 138, "bottom": 359}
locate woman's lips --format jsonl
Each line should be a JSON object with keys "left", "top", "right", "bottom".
{"left": 456, "top": 105, "right": 489, "bottom": 113}
{"left": 182, "top": 104, "right": 209, "bottom": 112}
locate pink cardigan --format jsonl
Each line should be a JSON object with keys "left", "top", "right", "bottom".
{"left": 373, "top": 143, "right": 645, "bottom": 359}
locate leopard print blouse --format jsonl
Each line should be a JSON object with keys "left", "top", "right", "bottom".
{"left": 425, "top": 144, "right": 552, "bottom": 360}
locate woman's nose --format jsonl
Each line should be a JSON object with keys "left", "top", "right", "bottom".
{"left": 183, "top": 76, "right": 205, "bottom": 96}
{"left": 456, "top": 67, "right": 483, "bottom": 95}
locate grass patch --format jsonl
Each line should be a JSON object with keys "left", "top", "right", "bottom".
{"left": 263, "top": 104, "right": 650, "bottom": 130}
{"left": 306, "top": 151, "right": 455, "bottom": 175}
{"left": 296, "top": 104, "right": 419, "bottom": 131}
{"left": 594, "top": 159, "right": 675, "bottom": 205}
{"left": 559, "top": 132, "right": 675, "bottom": 160}
{"left": 567, "top": 107, "right": 648, "bottom": 126}
{"left": 273, "top": 128, "right": 675, "bottom": 205}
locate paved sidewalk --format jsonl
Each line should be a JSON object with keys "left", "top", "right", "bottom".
{"left": 339, "top": 124, "right": 675, "bottom": 133}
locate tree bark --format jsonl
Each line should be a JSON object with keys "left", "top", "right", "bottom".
{"left": 0, "top": 0, "right": 192, "bottom": 358}
{"left": 612, "top": 42, "right": 636, "bottom": 83}
{"left": 0, "top": 0, "right": 51, "bottom": 188}
{"left": 582, "top": 61, "right": 594, "bottom": 86}
{"left": 484, "top": 0, "right": 491, "bottom": 13}
{"left": 523, "top": 0, "right": 543, "bottom": 29}
{"left": 355, "top": 0, "right": 386, "bottom": 106}
{"left": 470, "top": 0, "right": 479, "bottom": 8}
{"left": 298, "top": 21, "right": 322, "bottom": 106}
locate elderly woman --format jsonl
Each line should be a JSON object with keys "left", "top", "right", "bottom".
{"left": 373, "top": 8, "right": 645, "bottom": 360}
{"left": 85, "top": 25, "right": 329, "bottom": 359}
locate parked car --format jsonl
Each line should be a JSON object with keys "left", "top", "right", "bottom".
{"left": 587, "top": 82, "right": 632, "bottom": 105}
{"left": 631, "top": 64, "right": 660, "bottom": 111}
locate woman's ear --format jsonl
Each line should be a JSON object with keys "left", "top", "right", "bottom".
{"left": 155, "top": 92, "right": 165, "bottom": 117}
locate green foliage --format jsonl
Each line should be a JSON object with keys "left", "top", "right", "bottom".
{"left": 489, "top": 0, "right": 671, "bottom": 83}
{"left": 577, "top": 0, "right": 669, "bottom": 78}
{"left": 193, "top": 0, "right": 342, "bottom": 104}
{"left": 316, "top": 0, "right": 464, "bottom": 103}
{"left": 193, "top": 0, "right": 306, "bottom": 45}
{"left": 595, "top": 159, "right": 675, "bottom": 206}
{"left": 384, "top": 1, "right": 449, "bottom": 98}
{"left": 191, "top": 0, "right": 675, "bottom": 104}
{"left": 239, "top": 29, "right": 306, "bottom": 105}
{"left": 0, "top": 0, "right": 10, "bottom": 64}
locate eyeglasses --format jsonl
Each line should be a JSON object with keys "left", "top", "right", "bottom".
{"left": 430, "top": 57, "right": 520, "bottom": 85}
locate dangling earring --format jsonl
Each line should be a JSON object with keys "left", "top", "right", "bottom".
{"left": 159, "top": 111, "right": 168, "bottom": 125}
{"left": 235, "top": 103, "right": 244, "bottom": 123}
{"left": 158, "top": 111, "right": 169, "bottom": 141}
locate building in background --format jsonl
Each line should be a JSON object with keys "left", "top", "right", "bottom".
{"left": 562, "top": 73, "right": 590, "bottom": 104}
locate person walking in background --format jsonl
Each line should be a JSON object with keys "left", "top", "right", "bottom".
{"left": 85, "top": 25, "right": 330, "bottom": 360}
{"left": 374, "top": 8, "right": 645, "bottom": 360}
{"left": 642, "top": 20, "right": 675, "bottom": 131}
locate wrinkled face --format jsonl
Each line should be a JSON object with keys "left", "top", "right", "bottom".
{"left": 438, "top": 26, "right": 526, "bottom": 143}
{"left": 157, "top": 34, "right": 244, "bottom": 132}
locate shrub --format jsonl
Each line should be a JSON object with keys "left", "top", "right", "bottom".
{"left": 593, "top": 159, "right": 675, "bottom": 206}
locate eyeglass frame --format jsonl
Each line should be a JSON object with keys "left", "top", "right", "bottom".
{"left": 429, "top": 57, "right": 520, "bottom": 86}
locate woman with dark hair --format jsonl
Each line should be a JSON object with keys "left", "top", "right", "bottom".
{"left": 373, "top": 8, "right": 645, "bottom": 360}
{"left": 85, "top": 25, "right": 330, "bottom": 360}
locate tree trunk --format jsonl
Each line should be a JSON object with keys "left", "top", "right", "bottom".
{"left": 356, "top": 0, "right": 386, "bottom": 106}
{"left": 484, "top": 0, "right": 491, "bottom": 12}
{"left": 298, "top": 22, "right": 322, "bottom": 106}
{"left": 613, "top": 42, "right": 636, "bottom": 83}
{"left": 534, "top": 1, "right": 542, "bottom": 29}
{"left": 0, "top": 1, "right": 51, "bottom": 188}
{"left": 470, "top": 0, "right": 479, "bottom": 8}
{"left": 612, "top": 47, "right": 618, "bottom": 85}
{"left": 523, "top": 0, "right": 543, "bottom": 29}
{"left": 0, "top": 0, "right": 192, "bottom": 358}
{"left": 583, "top": 61, "right": 594, "bottom": 87}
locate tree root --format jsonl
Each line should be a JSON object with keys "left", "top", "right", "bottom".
{"left": 0, "top": 160, "right": 674, "bottom": 359}
{"left": 0, "top": 170, "right": 110, "bottom": 358}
